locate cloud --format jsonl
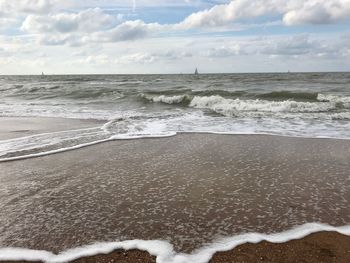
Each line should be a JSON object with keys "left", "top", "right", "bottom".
{"left": 177, "top": 0, "right": 350, "bottom": 29}
{"left": 7, "top": 0, "right": 350, "bottom": 49}
{"left": 20, "top": 7, "right": 163, "bottom": 46}
{"left": 21, "top": 8, "right": 118, "bottom": 33}
{"left": 84, "top": 54, "right": 110, "bottom": 65}
{"left": 177, "top": 0, "right": 284, "bottom": 29}
{"left": 198, "top": 34, "right": 350, "bottom": 59}
{"left": 92, "top": 20, "right": 164, "bottom": 42}
{"left": 0, "top": 0, "right": 57, "bottom": 14}
{"left": 283, "top": 0, "right": 350, "bottom": 25}
{"left": 259, "top": 35, "right": 317, "bottom": 56}
{"left": 200, "top": 45, "right": 243, "bottom": 57}
{"left": 114, "top": 49, "right": 193, "bottom": 64}
{"left": 116, "top": 52, "right": 156, "bottom": 64}
{"left": 132, "top": 0, "right": 136, "bottom": 12}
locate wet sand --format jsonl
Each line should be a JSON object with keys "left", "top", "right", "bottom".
{"left": 0, "top": 117, "right": 102, "bottom": 140}
{"left": 1, "top": 117, "right": 350, "bottom": 261}
{"left": 209, "top": 231, "right": 350, "bottom": 263}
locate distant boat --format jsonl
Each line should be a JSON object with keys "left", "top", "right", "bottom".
{"left": 41, "top": 72, "right": 45, "bottom": 76}
{"left": 194, "top": 68, "right": 198, "bottom": 75}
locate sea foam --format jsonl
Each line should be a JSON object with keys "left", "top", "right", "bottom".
{"left": 0, "top": 223, "right": 349, "bottom": 263}
{"left": 189, "top": 95, "right": 341, "bottom": 115}
{"left": 140, "top": 94, "right": 191, "bottom": 104}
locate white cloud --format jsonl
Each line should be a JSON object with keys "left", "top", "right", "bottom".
{"left": 0, "top": 0, "right": 71, "bottom": 15}
{"left": 84, "top": 54, "right": 110, "bottom": 65}
{"left": 114, "top": 50, "right": 192, "bottom": 64}
{"left": 116, "top": 52, "right": 156, "bottom": 64}
{"left": 0, "top": 0, "right": 350, "bottom": 74}
{"left": 177, "top": 0, "right": 284, "bottom": 29}
{"left": 201, "top": 44, "right": 245, "bottom": 57}
{"left": 196, "top": 34, "right": 350, "bottom": 60}
{"left": 177, "top": 0, "right": 350, "bottom": 29}
{"left": 21, "top": 8, "right": 118, "bottom": 33}
{"left": 5, "top": 0, "right": 350, "bottom": 49}
{"left": 20, "top": 8, "right": 164, "bottom": 46}
{"left": 92, "top": 20, "right": 164, "bottom": 42}
{"left": 283, "top": 0, "right": 350, "bottom": 25}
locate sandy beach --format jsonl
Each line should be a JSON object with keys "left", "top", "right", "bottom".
{"left": 0, "top": 117, "right": 350, "bottom": 262}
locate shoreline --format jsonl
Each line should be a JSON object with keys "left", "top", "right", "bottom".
{"left": 1, "top": 225, "right": 350, "bottom": 262}
{"left": 0, "top": 117, "right": 103, "bottom": 141}
{"left": 2, "top": 116, "right": 350, "bottom": 143}
{"left": 1, "top": 116, "right": 350, "bottom": 163}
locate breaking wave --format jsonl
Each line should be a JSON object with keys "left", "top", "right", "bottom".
{"left": 140, "top": 90, "right": 328, "bottom": 104}
{"left": 189, "top": 95, "right": 341, "bottom": 116}
{"left": 258, "top": 91, "right": 319, "bottom": 101}
{"left": 140, "top": 93, "right": 350, "bottom": 119}
{"left": 139, "top": 93, "right": 192, "bottom": 105}
{"left": 317, "top": 93, "right": 350, "bottom": 107}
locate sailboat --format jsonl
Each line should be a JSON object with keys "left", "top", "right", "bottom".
{"left": 194, "top": 68, "right": 198, "bottom": 75}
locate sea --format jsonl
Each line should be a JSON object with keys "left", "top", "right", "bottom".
{"left": 0, "top": 72, "right": 349, "bottom": 161}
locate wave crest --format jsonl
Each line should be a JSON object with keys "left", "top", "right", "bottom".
{"left": 317, "top": 94, "right": 350, "bottom": 108}
{"left": 189, "top": 95, "right": 338, "bottom": 117}
{"left": 140, "top": 94, "right": 192, "bottom": 105}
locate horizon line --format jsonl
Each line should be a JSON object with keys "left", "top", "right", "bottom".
{"left": 1, "top": 70, "right": 350, "bottom": 76}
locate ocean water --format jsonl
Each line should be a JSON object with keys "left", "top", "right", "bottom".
{"left": 0, "top": 72, "right": 350, "bottom": 161}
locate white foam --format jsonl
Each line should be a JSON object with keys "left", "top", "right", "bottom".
{"left": 2, "top": 109, "right": 350, "bottom": 162}
{"left": 189, "top": 95, "right": 338, "bottom": 117}
{"left": 317, "top": 93, "right": 350, "bottom": 107}
{"left": 141, "top": 94, "right": 190, "bottom": 104}
{"left": 0, "top": 137, "right": 114, "bottom": 162}
{"left": 0, "top": 223, "right": 349, "bottom": 263}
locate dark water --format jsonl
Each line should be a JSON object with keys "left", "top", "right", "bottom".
{"left": 0, "top": 73, "right": 350, "bottom": 161}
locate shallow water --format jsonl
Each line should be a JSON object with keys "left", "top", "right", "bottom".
{"left": 1, "top": 73, "right": 350, "bottom": 161}
{"left": 1, "top": 134, "right": 349, "bottom": 255}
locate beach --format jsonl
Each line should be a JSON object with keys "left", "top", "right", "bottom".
{"left": 1, "top": 117, "right": 350, "bottom": 262}
{"left": 1, "top": 0, "right": 350, "bottom": 259}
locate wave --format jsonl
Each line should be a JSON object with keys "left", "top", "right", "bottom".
{"left": 258, "top": 91, "right": 319, "bottom": 101}
{"left": 141, "top": 92, "right": 350, "bottom": 118}
{"left": 317, "top": 94, "right": 350, "bottom": 107}
{"left": 190, "top": 95, "right": 341, "bottom": 116}
{"left": 135, "top": 89, "right": 350, "bottom": 107}
{"left": 0, "top": 223, "right": 349, "bottom": 263}
{"left": 140, "top": 93, "right": 192, "bottom": 105}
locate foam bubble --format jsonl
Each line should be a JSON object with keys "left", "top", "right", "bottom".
{"left": 189, "top": 95, "right": 338, "bottom": 117}
{"left": 317, "top": 93, "right": 350, "bottom": 107}
{"left": 0, "top": 223, "right": 349, "bottom": 263}
{"left": 2, "top": 109, "right": 350, "bottom": 162}
{"left": 141, "top": 94, "right": 191, "bottom": 104}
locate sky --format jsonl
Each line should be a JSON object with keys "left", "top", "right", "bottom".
{"left": 0, "top": 0, "right": 349, "bottom": 74}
